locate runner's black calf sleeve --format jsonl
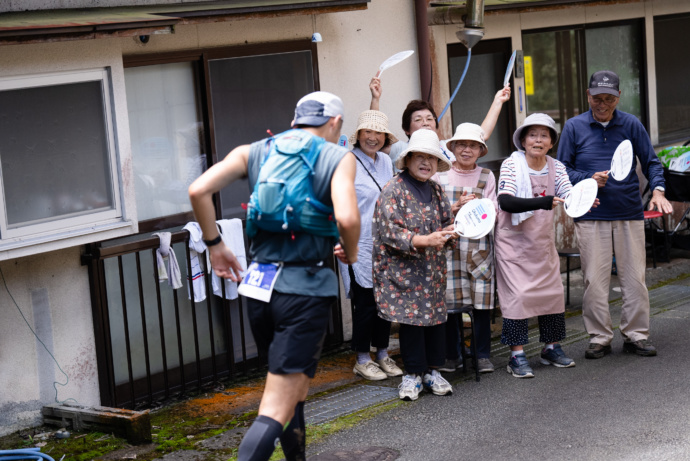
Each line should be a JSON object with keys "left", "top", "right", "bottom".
{"left": 237, "top": 415, "right": 283, "bottom": 461}
{"left": 280, "top": 401, "right": 306, "bottom": 461}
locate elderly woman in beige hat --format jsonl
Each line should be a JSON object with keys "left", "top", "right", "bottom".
{"left": 372, "top": 128, "right": 457, "bottom": 401}
{"left": 495, "top": 113, "right": 579, "bottom": 378}
{"left": 340, "top": 110, "right": 404, "bottom": 382}
{"left": 434, "top": 123, "right": 499, "bottom": 375}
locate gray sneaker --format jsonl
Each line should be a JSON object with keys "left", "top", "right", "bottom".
{"left": 506, "top": 354, "right": 534, "bottom": 378}
{"left": 540, "top": 344, "right": 575, "bottom": 368}
{"left": 477, "top": 357, "right": 495, "bottom": 373}
{"left": 438, "top": 358, "right": 462, "bottom": 372}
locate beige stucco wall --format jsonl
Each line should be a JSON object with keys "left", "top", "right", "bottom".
{"left": 0, "top": 247, "right": 98, "bottom": 434}
{"left": 0, "top": 0, "right": 420, "bottom": 436}
{"left": 117, "top": 0, "right": 420, "bottom": 143}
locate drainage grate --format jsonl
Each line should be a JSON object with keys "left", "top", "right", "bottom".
{"left": 491, "top": 285, "right": 690, "bottom": 359}
{"left": 492, "top": 328, "right": 587, "bottom": 358}
{"left": 612, "top": 284, "right": 690, "bottom": 315}
{"left": 305, "top": 385, "right": 399, "bottom": 425}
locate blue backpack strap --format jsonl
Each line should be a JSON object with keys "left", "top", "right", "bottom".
{"left": 299, "top": 135, "right": 335, "bottom": 214}
{"left": 260, "top": 134, "right": 275, "bottom": 167}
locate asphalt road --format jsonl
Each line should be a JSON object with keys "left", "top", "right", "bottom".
{"left": 308, "top": 287, "right": 690, "bottom": 460}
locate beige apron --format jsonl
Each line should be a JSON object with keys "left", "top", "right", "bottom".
{"left": 495, "top": 156, "right": 564, "bottom": 320}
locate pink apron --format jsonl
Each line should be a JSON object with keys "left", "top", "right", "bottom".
{"left": 495, "top": 156, "right": 564, "bottom": 320}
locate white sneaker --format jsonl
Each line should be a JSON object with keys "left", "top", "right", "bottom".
{"left": 398, "top": 374, "right": 422, "bottom": 401}
{"left": 353, "top": 360, "right": 387, "bottom": 381}
{"left": 423, "top": 369, "right": 453, "bottom": 396}
{"left": 376, "top": 356, "right": 403, "bottom": 377}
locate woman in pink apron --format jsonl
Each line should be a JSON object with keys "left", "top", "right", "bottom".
{"left": 495, "top": 113, "right": 574, "bottom": 378}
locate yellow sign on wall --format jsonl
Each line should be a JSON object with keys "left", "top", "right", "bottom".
{"left": 524, "top": 56, "right": 534, "bottom": 95}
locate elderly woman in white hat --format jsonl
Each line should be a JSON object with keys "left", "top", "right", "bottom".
{"left": 495, "top": 113, "right": 577, "bottom": 378}
{"left": 340, "top": 110, "right": 404, "bottom": 382}
{"left": 434, "top": 123, "right": 499, "bottom": 375}
{"left": 372, "top": 128, "right": 457, "bottom": 401}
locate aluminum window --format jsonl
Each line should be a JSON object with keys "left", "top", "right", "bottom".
{"left": 0, "top": 68, "right": 123, "bottom": 246}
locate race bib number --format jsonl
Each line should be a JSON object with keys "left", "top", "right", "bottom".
{"left": 237, "top": 262, "right": 282, "bottom": 302}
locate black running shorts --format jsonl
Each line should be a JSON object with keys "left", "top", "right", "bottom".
{"left": 245, "top": 292, "right": 335, "bottom": 378}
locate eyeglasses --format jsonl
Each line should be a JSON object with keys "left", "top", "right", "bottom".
{"left": 454, "top": 142, "right": 482, "bottom": 152}
{"left": 410, "top": 153, "right": 438, "bottom": 164}
{"left": 590, "top": 95, "right": 618, "bottom": 105}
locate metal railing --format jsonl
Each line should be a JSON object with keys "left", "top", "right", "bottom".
{"left": 84, "top": 229, "right": 344, "bottom": 409}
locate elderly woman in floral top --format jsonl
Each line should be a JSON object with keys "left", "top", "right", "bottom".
{"left": 372, "top": 128, "right": 457, "bottom": 401}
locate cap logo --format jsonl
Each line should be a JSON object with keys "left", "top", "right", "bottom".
{"left": 296, "top": 100, "right": 325, "bottom": 117}
{"left": 602, "top": 76, "right": 609, "bottom": 82}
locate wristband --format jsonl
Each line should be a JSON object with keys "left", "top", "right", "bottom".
{"left": 203, "top": 235, "right": 223, "bottom": 247}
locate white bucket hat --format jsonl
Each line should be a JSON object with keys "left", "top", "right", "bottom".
{"left": 513, "top": 113, "right": 559, "bottom": 151}
{"left": 445, "top": 123, "right": 488, "bottom": 158}
{"left": 395, "top": 129, "right": 452, "bottom": 173}
{"left": 349, "top": 110, "right": 398, "bottom": 146}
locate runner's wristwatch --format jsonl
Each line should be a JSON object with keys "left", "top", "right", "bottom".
{"left": 203, "top": 235, "right": 223, "bottom": 247}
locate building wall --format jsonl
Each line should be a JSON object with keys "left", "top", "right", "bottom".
{"left": 0, "top": 0, "right": 419, "bottom": 436}
{"left": 431, "top": 0, "right": 690, "bottom": 250}
{"left": 0, "top": 248, "right": 99, "bottom": 434}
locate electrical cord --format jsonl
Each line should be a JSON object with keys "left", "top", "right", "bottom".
{"left": 438, "top": 47, "right": 472, "bottom": 122}
{"left": 0, "top": 266, "right": 78, "bottom": 405}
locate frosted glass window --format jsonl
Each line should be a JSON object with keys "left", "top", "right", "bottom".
{"left": 125, "top": 62, "right": 206, "bottom": 222}
{"left": 0, "top": 68, "right": 121, "bottom": 241}
{"left": 0, "top": 81, "right": 114, "bottom": 227}
{"left": 585, "top": 22, "right": 644, "bottom": 121}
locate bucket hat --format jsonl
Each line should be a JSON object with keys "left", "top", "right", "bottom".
{"left": 349, "top": 110, "right": 398, "bottom": 146}
{"left": 395, "top": 129, "right": 452, "bottom": 173}
{"left": 512, "top": 113, "right": 559, "bottom": 151}
{"left": 446, "top": 123, "right": 488, "bottom": 158}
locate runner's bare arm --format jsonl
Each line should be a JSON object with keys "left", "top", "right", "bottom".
{"left": 331, "top": 152, "right": 360, "bottom": 263}
{"left": 189, "top": 145, "right": 250, "bottom": 281}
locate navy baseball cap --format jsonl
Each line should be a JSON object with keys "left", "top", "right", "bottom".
{"left": 589, "top": 70, "right": 620, "bottom": 97}
{"left": 293, "top": 91, "right": 344, "bottom": 126}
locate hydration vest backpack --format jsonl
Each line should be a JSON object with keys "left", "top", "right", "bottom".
{"left": 245, "top": 129, "right": 340, "bottom": 239}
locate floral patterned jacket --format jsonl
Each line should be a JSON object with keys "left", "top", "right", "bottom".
{"left": 372, "top": 176, "right": 455, "bottom": 326}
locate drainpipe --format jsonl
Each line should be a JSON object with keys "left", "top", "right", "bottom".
{"left": 414, "top": 0, "right": 433, "bottom": 103}
{"left": 427, "top": 0, "right": 485, "bottom": 49}
{"left": 457, "top": 0, "right": 485, "bottom": 49}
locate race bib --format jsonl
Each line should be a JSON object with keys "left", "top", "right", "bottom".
{"left": 237, "top": 262, "right": 282, "bottom": 302}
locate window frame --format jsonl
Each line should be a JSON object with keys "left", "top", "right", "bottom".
{"left": 122, "top": 39, "right": 319, "bottom": 233}
{"left": 653, "top": 12, "right": 690, "bottom": 145}
{"left": 521, "top": 19, "right": 648, "bottom": 130}
{"left": 0, "top": 68, "right": 125, "bottom": 246}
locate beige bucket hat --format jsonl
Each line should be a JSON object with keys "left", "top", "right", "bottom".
{"left": 512, "top": 113, "right": 559, "bottom": 151}
{"left": 349, "top": 110, "right": 399, "bottom": 146}
{"left": 395, "top": 128, "right": 452, "bottom": 173}
{"left": 446, "top": 123, "right": 488, "bottom": 158}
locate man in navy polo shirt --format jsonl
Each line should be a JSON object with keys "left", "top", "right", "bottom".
{"left": 189, "top": 91, "right": 360, "bottom": 461}
{"left": 558, "top": 70, "right": 673, "bottom": 360}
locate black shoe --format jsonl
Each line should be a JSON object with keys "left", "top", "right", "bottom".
{"left": 623, "top": 339, "right": 657, "bottom": 356}
{"left": 585, "top": 343, "right": 612, "bottom": 359}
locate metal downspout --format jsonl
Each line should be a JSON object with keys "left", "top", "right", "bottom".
{"left": 414, "top": 0, "right": 432, "bottom": 103}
